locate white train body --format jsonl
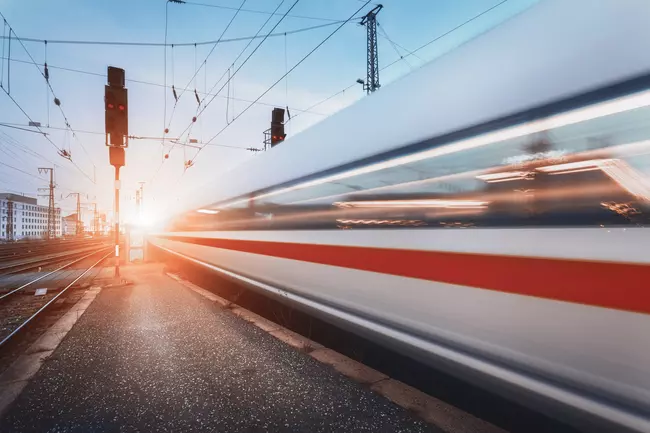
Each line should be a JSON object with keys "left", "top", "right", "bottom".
{"left": 150, "top": 0, "right": 650, "bottom": 430}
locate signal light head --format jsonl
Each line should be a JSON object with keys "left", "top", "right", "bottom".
{"left": 118, "top": 104, "right": 125, "bottom": 111}
{"left": 107, "top": 103, "right": 115, "bottom": 109}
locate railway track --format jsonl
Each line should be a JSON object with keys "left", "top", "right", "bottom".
{"left": 0, "top": 247, "right": 112, "bottom": 349}
{"left": 0, "top": 238, "right": 107, "bottom": 262}
{"left": 0, "top": 242, "right": 111, "bottom": 275}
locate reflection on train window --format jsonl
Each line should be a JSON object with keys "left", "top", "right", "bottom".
{"left": 170, "top": 91, "right": 650, "bottom": 231}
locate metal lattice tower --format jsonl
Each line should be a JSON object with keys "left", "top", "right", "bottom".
{"left": 361, "top": 5, "right": 383, "bottom": 94}
{"left": 6, "top": 200, "right": 14, "bottom": 241}
{"left": 38, "top": 167, "right": 56, "bottom": 239}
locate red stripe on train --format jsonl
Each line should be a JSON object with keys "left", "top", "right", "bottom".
{"left": 160, "top": 235, "right": 650, "bottom": 315}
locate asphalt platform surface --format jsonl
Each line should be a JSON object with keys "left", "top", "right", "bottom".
{"left": 0, "top": 263, "right": 438, "bottom": 433}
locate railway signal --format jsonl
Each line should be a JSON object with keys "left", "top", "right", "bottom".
{"left": 270, "top": 107, "right": 285, "bottom": 147}
{"left": 105, "top": 67, "right": 128, "bottom": 149}
{"left": 104, "top": 66, "right": 128, "bottom": 278}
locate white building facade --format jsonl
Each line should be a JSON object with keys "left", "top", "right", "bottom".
{"left": 63, "top": 213, "right": 77, "bottom": 236}
{"left": 0, "top": 193, "right": 62, "bottom": 240}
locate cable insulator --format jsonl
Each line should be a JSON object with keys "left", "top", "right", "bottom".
{"left": 44, "top": 62, "right": 49, "bottom": 81}
{"left": 192, "top": 116, "right": 197, "bottom": 123}
{"left": 194, "top": 89, "right": 200, "bottom": 105}
{"left": 172, "top": 85, "right": 178, "bottom": 102}
{"left": 164, "top": 128, "right": 169, "bottom": 134}
{"left": 54, "top": 97, "right": 60, "bottom": 106}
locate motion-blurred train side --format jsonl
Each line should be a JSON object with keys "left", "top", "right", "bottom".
{"left": 150, "top": 0, "right": 650, "bottom": 431}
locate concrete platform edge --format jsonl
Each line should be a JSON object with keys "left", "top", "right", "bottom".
{"left": 167, "top": 272, "right": 506, "bottom": 433}
{"left": 0, "top": 286, "right": 102, "bottom": 418}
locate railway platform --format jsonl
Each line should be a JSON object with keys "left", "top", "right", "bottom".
{"left": 0, "top": 263, "right": 466, "bottom": 433}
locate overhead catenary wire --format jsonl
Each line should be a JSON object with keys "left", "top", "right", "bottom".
{"left": 175, "top": 0, "right": 248, "bottom": 104}
{"left": 0, "top": 88, "right": 95, "bottom": 185}
{"left": 0, "top": 131, "right": 83, "bottom": 193}
{"left": 0, "top": 140, "right": 28, "bottom": 167}
{"left": 1, "top": 20, "right": 5, "bottom": 87}
{"left": 377, "top": 22, "right": 412, "bottom": 70}
{"left": 288, "top": 0, "right": 510, "bottom": 126}
{"left": 150, "top": 0, "right": 292, "bottom": 183}
{"left": 377, "top": 22, "right": 424, "bottom": 63}
{"left": 284, "top": 82, "right": 358, "bottom": 126}
{"left": 173, "top": 0, "right": 297, "bottom": 148}
{"left": 0, "top": 56, "right": 327, "bottom": 116}
{"left": 1, "top": 131, "right": 61, "bottom": 170}
{"left": 201, "top": 0, "right": 288, "bottom": 111}
{"left": 0, "top": 122, "right": 48, "bottom": 134}
{"left": 195, "top": 0, "right": 371, "bottom": 159}
{"left": 6, "top": 25, "right": 9, "bottom": 93}
{"left": 0, "top": 160, "right": 47, "bottom": 181}
{"left": 1, "top": 88, "right": 62, "bottom": 153}
{"left": 225, "top": 66, "right": 231, "bottom": 124}
{"left": 163, "top": 0, "right": 248, "bottom": 144}
{"left": 0, "top": 11, "right": 96, "bottom": 181}
{"left": 0, "top": 122, "right": 252, "bottom": 152}
{"left": 0, "top": 21, "right": 347, "bottom": 47}
{"left": 0, "top": 131, "right": 55, "bottom": 164}
{"left": 381, "top": 0, "right": 509, "bottom": 71}
{"left": 162, "top": 0, "right": 370, "bottom": 200}
{"left": 182, "top": 1, "right": 345, "bottom": 22}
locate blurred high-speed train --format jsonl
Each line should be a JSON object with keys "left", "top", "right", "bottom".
{"left": 150, "top": 0, "right": 650, "bottom": 430}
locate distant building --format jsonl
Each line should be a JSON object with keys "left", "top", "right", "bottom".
{"left": 63, "top": 213, "right": 77, "bottom": 236}
{"left": 0, "top": 193, "right": 62, "bottom": 240}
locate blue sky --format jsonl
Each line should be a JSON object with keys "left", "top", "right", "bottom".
{"left": 0, "top": 0, "right": 537, "bottom": 223}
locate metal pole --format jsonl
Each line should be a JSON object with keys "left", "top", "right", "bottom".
{"left": 39, "top": 167, "right": 56, "bottom": 240}
{"left": 76, "top": 193, "right": 81, "bottom": 236}
{"left": 93, "top": 203, "right": 98, "bottom": 236}
{"left": 48, "top": 169, "right": 54, "bottom": 239}
{"left": 114, "top": 165, "right": 120, "bottom": 278}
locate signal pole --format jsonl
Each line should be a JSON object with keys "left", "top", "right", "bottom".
{"left": 360, "top": 5, "right": 383, "bottom": 94}
{"left": 105, "top": 66, "right": 128, "bottom": 278}
{"left": 38, "top": 167, "right": 56, "bottom": 239}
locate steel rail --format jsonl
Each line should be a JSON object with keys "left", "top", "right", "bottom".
{"left": 0, "top": 250, "right": 112, "bottom": 348}
{"left": 0, "top": 246, "right": 111, "bottom": 302}
{"left": 0, "top": 244, "right": 110, "bottom": 275}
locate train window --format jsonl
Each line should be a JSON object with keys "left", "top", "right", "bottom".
{"left": 172, "top": 89, "right": 650, "bottom": 231}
